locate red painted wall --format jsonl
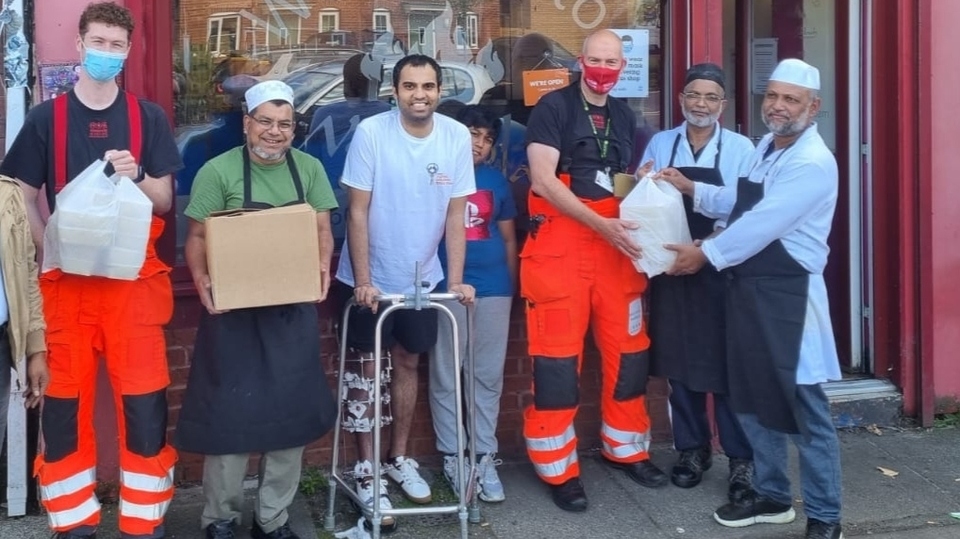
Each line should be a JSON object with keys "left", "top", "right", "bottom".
{"left": 924, "top": 0, "right": 960, "bottom": 411}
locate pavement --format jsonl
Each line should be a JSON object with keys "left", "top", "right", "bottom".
{"left": 3, "top": 426, "right": 960, "bottom": 538}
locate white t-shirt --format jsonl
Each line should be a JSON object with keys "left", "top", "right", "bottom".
{"left": 336, "top": 110, "right": 476, "bottom": 295}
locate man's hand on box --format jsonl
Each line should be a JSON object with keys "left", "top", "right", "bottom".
{"left": 448, "top": 283, "right": 476, "bottom": 306}
{"left": 597, "top": 218, "right": 643, "bottom": 260}
{"left": 665, "top": 243, "right": 707, "bottom": 276}
{"left": 196, "top": 274, "right": 228, "bottom": 315}
{"left": 104, "top": 149, "right": 139, "bottom": 180}
{"left": 354, "top": 283, "right": 381, "bottom": 313}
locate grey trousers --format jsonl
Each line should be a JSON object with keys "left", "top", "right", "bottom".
{"left": 429, "top": 296, "right": 513, "bottom": 455}
{"left": 201, "top": 446, "right": 304, "bottom": 532}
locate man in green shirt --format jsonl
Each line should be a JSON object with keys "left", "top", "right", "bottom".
{"left": 175, "top": 80, "right": 338, "bottom": 539}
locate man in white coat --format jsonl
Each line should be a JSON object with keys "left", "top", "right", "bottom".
{"left": 642, "top": 63, "right": 756, "bottom": 501}
{"left": 666, "top": 59, "right": 844, "bottom": 539}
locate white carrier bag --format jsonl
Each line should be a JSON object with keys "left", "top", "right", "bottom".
{"left": 619, "top": 173, "right": 693, "bottom": 277}
{"left": 42, "top": 159, "right": 153, "bottom": 280}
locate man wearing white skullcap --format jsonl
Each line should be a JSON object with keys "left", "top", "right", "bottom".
{"left": 177, "top": 79, "right": 339, "bottom": 539}
{"left": 666, "top": 58, "right": 844, "bottom": 539}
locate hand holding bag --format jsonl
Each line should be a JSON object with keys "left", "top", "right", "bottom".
{"left": 619, "top": 173, "right": 693, "bottom": 277}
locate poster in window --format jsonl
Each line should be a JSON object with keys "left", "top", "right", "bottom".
{"left": 609, "top": 29, "right": 650, "bottom": 98}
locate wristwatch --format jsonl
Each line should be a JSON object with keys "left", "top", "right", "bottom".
{"left": 132, "top": 165, "right": 145, "bottom": 184}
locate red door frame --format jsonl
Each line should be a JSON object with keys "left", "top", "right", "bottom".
{"left": 123, "top": 0, "right": 177, "bottom": 268}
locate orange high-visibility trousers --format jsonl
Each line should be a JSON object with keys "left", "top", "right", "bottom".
{"left": 521, "top": 197, "right": 652, "bottom": 485}
{"left": 36, "top": 268, "right": 177, "bottom": 538}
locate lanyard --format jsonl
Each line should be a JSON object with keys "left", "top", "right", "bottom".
{"left": 581, "top": 96, "right": 611, "bottom": 160}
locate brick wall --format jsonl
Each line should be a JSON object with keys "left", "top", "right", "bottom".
{"left": 166, "top": 289, "right": 672, "bottom": 483}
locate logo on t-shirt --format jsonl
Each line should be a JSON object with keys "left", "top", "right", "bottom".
{"left": 464, "top": 189, "right": 494, "bottom": 241}
{"left": 427, "top": 162, "right": 439, "bottom": 183}
{"left": 89, "top": 121, "right": 109, "bottom": 139}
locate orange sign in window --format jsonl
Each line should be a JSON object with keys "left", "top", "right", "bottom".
{"left": 522, "top": 68, "right": 571, "bottom": 106}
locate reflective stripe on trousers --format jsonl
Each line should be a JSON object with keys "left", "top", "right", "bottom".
{"left": 600, "top": 422, "right": 650, "bottom": 460}
{"left": 532, "top": 451, "right": 579, "bottom": 480}
{"left": 47, "top": 495, "right": 100, "bottom": 529}
{"left": 120, "top": 499, "right": 173, "bottom": 522}
{"left": 121, "top": 468, "right": 175, "bottom": 494}
{"left": 40, "top": 467, "right": 96, "bottom": 501}
{"left": 526, "top": 424, "right": 576, "bottom": 453}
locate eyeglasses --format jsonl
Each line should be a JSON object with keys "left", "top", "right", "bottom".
{"left": 682, "top": 92, "right": 725, "bottom": 104}
{"left": 250, "top": 116, "right": 294, "bottom": 132}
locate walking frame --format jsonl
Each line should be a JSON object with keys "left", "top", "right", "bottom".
{"left": 324, "top": 266, "right": 481, "bottom": 539}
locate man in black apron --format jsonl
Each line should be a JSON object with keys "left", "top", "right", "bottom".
{"left": 666, "top": 59, "right": 844, "bottom": 539}
{"left": 176, "top": 80, "right": 339, "bottom": 539}
{"left": 642, "top": 64, "right": 757, "bottom": 502}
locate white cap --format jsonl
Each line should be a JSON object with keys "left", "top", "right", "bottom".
{"left": 769, "top": 58, "right": 820, "bottom": 90}
{"left": 244, "top": 80, "right": 294, "bottom": 112}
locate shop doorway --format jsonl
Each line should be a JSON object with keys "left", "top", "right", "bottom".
{"left": 720, "top": 0, "right": 871, "bottom": 375}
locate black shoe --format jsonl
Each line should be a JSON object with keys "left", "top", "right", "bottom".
{"left": 53, "top": 533, "right": 97, "bottom": 539}
{"left": 550, "top": 477, "right": 588, "bottom": 512}
{"left": 713, "top": 490, "right": 796, "bottom": 528}
{"left": 205, "top": 520, "right": 235, "bottom": 539}
{"left": 806, "top": 519, "right": 843, "bottom": 539}
{"left": 727, "top": 458, "right": 754, "bottom": 503}
{"left": 251, "top": 522, "right": 300, "bottom": 539}
{"left": 671, "top": 447, "right": 713, "bottom": 488}
{"left": 603, "top": 457, "right": 668, "bottom": 488}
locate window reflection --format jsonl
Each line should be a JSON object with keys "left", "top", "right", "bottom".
{"left": 173, "top": 0, "right": 665, "bottom": 263}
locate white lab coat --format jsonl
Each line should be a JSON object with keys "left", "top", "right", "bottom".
{"left": 701, "top": 124, "right": 842, "bottom": 384}
{"left": 641, "top": 121, "right": 755, "bottom": 226}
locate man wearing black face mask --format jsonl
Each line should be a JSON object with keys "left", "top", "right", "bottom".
{"left": 0, "top": 2, "right": 182, "bottom": 538}
{"left": 520, "top": 29, "right": 665, "bottom": 513}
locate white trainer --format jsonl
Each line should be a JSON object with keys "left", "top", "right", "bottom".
{"left": 442, "top": 454, "right": 463, "bottom": 498}
{"left": 477, "top": 453, "right": 505, "bottom": 502}
{"left": 353, "top": 460, "right": 395, "bottom": 528}
{"left": 384, "top": 456, "right": 432, "bottom": 504}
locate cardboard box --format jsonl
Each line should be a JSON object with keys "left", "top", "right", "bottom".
{"left": 206, "top": 203, "right": 321, "bottom": 310}
{"left": 614, "top": 173, "right": 637, "bottom": 199}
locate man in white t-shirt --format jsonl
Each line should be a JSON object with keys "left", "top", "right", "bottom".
{"left": 335, "top": 54, "right": 476, "bottom": 529}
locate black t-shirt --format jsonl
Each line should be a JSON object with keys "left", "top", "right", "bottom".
{"left": 525, "top": 83, "right": 637, "bottom": 200}
{"left": 0, "top": 90, "right": 184, "bottom": 210}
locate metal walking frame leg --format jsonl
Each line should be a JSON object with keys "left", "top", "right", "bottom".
{"left": 323, "top": 270, "right": 481, "bottom": 539}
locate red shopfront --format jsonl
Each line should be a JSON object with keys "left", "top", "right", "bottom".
{"left": 26, "top": 0, "right": 960, "bottom": 484}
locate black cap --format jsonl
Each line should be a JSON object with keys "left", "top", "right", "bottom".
{"left": 684, "top": 63, "right": 726, "bottom": 91}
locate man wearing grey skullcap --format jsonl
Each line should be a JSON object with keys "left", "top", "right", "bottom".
{"left": 641, "top": 62, "right": 756, "bottom": 503}
{"left": 667, "top": 58, "right": 844, "bottom": 539}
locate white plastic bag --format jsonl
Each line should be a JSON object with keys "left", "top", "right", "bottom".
{"left": 619, "top": 173, "right": 693, "bottom": 277}
{"left": 43, "top": 159, "right": 153, "bottom": 280}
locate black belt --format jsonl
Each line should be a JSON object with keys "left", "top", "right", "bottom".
{"left": 0, "top": 321, "right": 9, "bottom": 339}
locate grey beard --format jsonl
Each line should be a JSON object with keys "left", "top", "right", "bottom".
{"left": 250, "top": 144, "right": 286, "bottom": 162}
{"left": 763, "top": 109, "right": 812, "bottom": 137}
{"left": 683, "top": 110, "right": 717, "bottom": 128}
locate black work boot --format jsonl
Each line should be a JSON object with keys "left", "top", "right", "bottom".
{"left": 671, "top": 446, "right": 713, "bottom": 488}
{"left": 727, "top": 458, "right": 754, "bottom": 503}
{"left": 549, "top": 477, "right": 588, "bottom": 512}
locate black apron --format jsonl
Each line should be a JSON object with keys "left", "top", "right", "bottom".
{"left": 175, "top": 148, "right": 337, "bottom": 455}
{"left": 723, "top": 145, "right": 810, "bottom": 434}
{"left": 649, "top": 131, "right": 728, "bottom": 393}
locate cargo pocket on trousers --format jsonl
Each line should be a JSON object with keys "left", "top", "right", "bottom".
{"left": 519, "top": 227, "right": 570, "bottom": 305}
{"left": 131, "top": 274, "right": 174, "bottom": 326}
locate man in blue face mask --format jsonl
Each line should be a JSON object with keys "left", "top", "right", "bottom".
{"left": 0, "top": 2, "right": 183, "bottom": 539}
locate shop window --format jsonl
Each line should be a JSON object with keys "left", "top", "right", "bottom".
{"left": 207, "top": 14, "right": 240, "bottom": 56}
{"left": 172, "top": 0, "right": 666, "bottom": 268}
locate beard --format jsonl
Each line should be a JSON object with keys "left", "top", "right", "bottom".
{"left": 681, "top": 104, "right": 719, "bottom": 128}
{"left": 250, "top": 144, "right": 286, "bottom": 162}
{"left": 762, "top": 107, "right": 813, "bottom": 137}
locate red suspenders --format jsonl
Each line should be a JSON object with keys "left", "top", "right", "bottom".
{"left": 52, "top": 91, "right": 142, "bottom": 192}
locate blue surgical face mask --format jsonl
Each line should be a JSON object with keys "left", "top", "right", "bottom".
{"left": 82, "top": 45, "right": 127, "bottom": 82}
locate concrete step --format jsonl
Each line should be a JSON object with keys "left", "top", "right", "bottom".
{"left": 824, "top": 378, "right": 903, "bottom": 428}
